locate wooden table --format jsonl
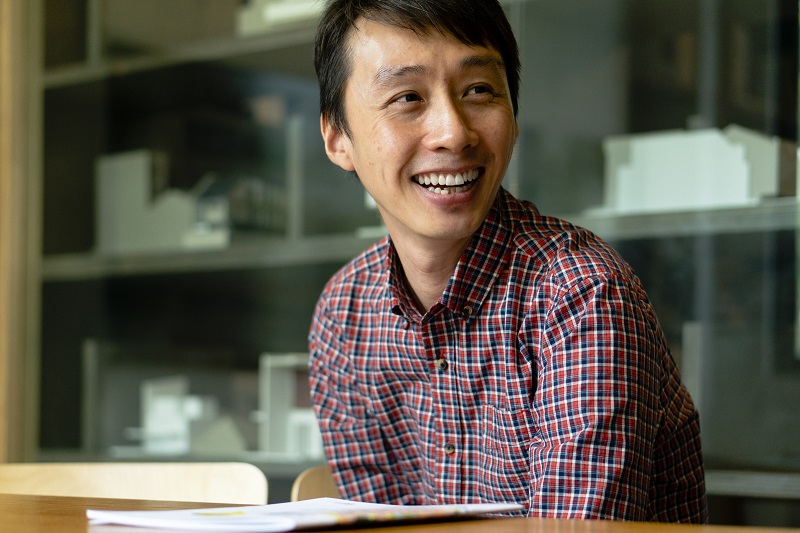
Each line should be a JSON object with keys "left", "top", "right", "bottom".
{"left": 0, "top": 492, "right": 796, "bottom": 533}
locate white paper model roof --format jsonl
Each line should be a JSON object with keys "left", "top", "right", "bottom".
{"left": 602, "top": 125, "right": 785, "bottom": 214}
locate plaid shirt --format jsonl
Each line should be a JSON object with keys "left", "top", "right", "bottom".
{"left": 309, "top": 189, "right": 707, "bottom": 522}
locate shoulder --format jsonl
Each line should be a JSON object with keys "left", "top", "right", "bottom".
{"left": 316, "top": 236, "right": 389, "bottom": 318}
{"left": 500, "top": 193, "right": 635, "bottom": 288}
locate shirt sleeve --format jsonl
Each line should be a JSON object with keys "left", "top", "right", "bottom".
{"left": 527, "top": 272, "right": 663, "bottom": 519}
{"left": 308, "top": 293, "right": 415, "bottom": 504}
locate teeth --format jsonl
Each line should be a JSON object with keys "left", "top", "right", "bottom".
{"left": 414, "top": 169, "right": 479, "bottom": 194}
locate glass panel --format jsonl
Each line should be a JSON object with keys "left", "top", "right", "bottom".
{"left": 505, "top": 0, "right": 800, "bottom": 480}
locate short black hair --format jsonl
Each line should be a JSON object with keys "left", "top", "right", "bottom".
{"left": 314, "top": 0, "right": 520, "bottom": 135}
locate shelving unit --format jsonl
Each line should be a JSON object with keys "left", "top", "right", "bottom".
{"left": 40, "top": 197, "right": 799, "bottom": 282}
{"left": 17, "top": 0, "right": 800, "bottom": 520}
{"left": 568, "top": 197, "right": 799, "bottom": 241}
{"left": 43, "top": 19, "right": 319, "bottom": 89}
{"left": 41, "top": 233, "right": 382, "bottom": 281}
{"left": 35, "top": 4, "right": 371, "bottom": 498}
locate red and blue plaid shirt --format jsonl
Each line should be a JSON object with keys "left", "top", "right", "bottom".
{"left": 309, "top": 189, "right": 707, "bottom": 522}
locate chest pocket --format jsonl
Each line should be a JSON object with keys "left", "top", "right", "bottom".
{"left": 479, "top": 404, "right": 538, "bottom": 504}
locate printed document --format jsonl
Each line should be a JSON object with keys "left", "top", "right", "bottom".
{"left": 87, "top": 497, "right": 524, "bottom": 532}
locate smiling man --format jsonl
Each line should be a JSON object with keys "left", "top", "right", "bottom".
{"left": 308, "top": 0, "right": 707, "bottom": 522}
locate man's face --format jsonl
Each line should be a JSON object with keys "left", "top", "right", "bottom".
{"left": 321, "top": 19, "right": 518, "bottom": 248}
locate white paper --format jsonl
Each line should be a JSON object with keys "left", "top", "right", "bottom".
{"left": 87, "top": 497, "right": 524, "bottom": 532}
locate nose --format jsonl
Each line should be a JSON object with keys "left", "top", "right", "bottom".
{"left": 423, "top": 97, "right": 479, "bottom": 153}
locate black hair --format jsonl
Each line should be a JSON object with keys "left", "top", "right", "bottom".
{"left": 314, "top": 0, "right": 520, "bottom": 135}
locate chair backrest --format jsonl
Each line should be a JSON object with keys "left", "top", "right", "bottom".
{"left": 0, "top": 462, "right": 267, "bottom": 504}
{"left": 290, "top": 464, "right": 339, "bottom": 501}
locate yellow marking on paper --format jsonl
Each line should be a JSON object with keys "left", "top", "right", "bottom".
{"left": 193, "top": 511, "right": 247, "bottom": 517}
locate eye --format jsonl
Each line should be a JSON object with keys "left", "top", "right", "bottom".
{"left": 465, "top": 84, "right": 497, "bottom": 99}
{"left": 394, "top": 92, "right": 422, "bottom": 104}
{"left": 468, "top": 85, "right": 491, "bottom": 94}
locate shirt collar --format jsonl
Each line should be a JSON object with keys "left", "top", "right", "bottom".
{"left": 380, "top": 189, "right": 514, "bottom": 322}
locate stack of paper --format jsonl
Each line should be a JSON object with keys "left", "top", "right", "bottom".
{"left": 87, "top": 497, "right": 524, "bottom": 532}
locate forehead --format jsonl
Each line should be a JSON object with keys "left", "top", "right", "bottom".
{"left": 345, "top": 18, "right": 504, "bottom": 79}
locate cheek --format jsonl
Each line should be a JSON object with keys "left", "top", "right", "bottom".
{"left": 491, "top": 118, "right": 518, "bottom": 152}
{"left": 362, "top": 126, "right": 413, "bottom": 174}
{"left": 371, "top": 122, "right": 398, "bottom": 150}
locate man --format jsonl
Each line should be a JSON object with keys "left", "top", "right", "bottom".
{"left": 308, "top": 0, "right": 707, "bottom": 522}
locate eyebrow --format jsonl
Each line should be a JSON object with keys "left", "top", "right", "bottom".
{"left": 371, "top": 54, "right": 506, "bottom": 89}
{"left": 460, "top": 54, "right": 506, "bottom": 74}
{"left": 372, "top": 64, "right": 428, "bottom": 88}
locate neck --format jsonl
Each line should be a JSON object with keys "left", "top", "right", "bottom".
{"left": 392, "top": 234, "right": 468, "bottom": 313}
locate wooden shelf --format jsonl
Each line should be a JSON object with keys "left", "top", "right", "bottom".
{"left": 41, "top": 232, "right": 382, "bottom": 281}
{"left": 563, "top": 197, "right": 799, "bottom": 241}
{"left": 42, "top": 199, "right": 800, "bottom": 281}
{"left": 43, "top": 18, "right": 318, "bottom": 89}
{"left": 706, "top": 469, "right": 800, "bottom": 500}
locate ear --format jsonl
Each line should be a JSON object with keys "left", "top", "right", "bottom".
{"left": 320, "top": 115, "right": 355, "bottom": 172}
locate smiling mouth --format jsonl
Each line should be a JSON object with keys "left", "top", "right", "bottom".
{"left": 413, "top": 168, "right": 480, "bottom": 195}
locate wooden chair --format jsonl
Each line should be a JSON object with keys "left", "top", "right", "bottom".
{"left": 0, "top": 462, "right": 267, "bottom": 504}
{"left": 290, "top": 464, "right": 339, "bottom": 501}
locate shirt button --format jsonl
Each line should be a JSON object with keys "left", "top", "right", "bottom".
{"left": 435, "top": 358, "right": 448, "bottom": 371}
{"left": 462, "top": 305, "right": 473, "bottom": 317}
{"left": 443, "top": 443, "right": 456, "bottom": 455}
